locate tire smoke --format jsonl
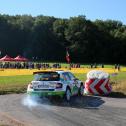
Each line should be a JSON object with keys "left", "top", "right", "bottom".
{"left": 22, "top": 95, "right": 51, "bottom": 110}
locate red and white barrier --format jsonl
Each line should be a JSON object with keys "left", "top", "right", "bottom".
{"left": 84, "top": 70, "right": 112, "bottom": 95}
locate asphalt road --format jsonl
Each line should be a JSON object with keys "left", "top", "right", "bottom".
{"left": 0, "top": 94, "right": 126, "bottom": 126}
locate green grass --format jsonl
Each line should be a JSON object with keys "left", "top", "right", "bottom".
{"left": 0, "top": 75, "right": 33, "bottom": 94}
{"left": 74, "top": 73, "right": 87, "bottom": 81}
{"left": 0, "top": 72, "right": 126, "bottom": 96}
{"left": 110, "top": 72, "right": 126, "bottom": 81}
{"left": 0, "top": 74, "right": 86, "bottom": 94}
{"left": 76, "top": 72, "right": 126, "bottom": 82}
{"left": 0, "top": 75, "right": 33, "bottom": 85}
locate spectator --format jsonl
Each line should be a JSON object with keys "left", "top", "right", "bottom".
{"left": 117, "top": 64, "right": 120, "bottom": 71}
{"left": 114, "top": 64, "right": 117, "bottom": 69}
{"left": 101, "top": 64, "right": 104, "bottom": 68}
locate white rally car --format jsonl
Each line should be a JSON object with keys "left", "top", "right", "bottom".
{"left": 27, "top": 70, "right": 84, "bottom": 101}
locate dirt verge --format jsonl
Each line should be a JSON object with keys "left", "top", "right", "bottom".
{"left": 0, "top": 112, "right": 30, "bottom": 126}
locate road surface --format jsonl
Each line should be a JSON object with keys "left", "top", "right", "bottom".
{"left": 0, "top": 94, "right": 126, "bottom": 126}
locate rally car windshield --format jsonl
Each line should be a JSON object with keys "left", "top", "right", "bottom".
{"left": 34, "top": 72, "right": 60, "bottom": 81}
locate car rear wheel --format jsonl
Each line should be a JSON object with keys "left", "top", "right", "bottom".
{"left": 65, "top": 88, "right": 71, "bottom": 101}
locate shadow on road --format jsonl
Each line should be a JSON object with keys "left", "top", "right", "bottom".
{"left": 37, "top": 96, "right": 105, "bottom": 109}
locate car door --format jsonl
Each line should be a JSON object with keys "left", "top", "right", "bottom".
{"left": 62, "top": 72, "right": 78, "bottom": 95}
{"left": 67, "top": 72, "right": 80, "bottom": 95}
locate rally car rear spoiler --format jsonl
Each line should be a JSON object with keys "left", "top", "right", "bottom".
{"left": 33, "top": 71, "right": 58, "bottom": 75}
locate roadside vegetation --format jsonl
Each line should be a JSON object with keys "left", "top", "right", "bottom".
{"left": 0, "top": 68, "right": 126, "bottom": 97}
{"left": 0, "top": 14, "right": 126, "bottom": 97}
{"left": 0, "top": 75, "right": 32, "bottom": 94}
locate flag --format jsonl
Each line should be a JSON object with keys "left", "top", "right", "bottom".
{"left": 66, "top": 49, "right": 70, "bottom": 63}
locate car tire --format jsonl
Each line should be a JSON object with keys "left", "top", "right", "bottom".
{"left": 65, "top": 88, "right": 71, "bottom": 101}
{"left": 79, "top": 84, "right": 84, "bottom": 96}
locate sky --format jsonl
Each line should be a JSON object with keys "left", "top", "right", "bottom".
{"left": 0, "top": 0, "right": 126, "bottom": 24}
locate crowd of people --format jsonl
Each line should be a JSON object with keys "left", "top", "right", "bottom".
{"left": 0, "top": 62, "right": 81, "bottom": 69}
{"left": 0, "top": 62, "right": 121, "bottom": 71}
{"left": 70, "top": 63, "right": 81, "bottom": 68}
{"left": 0, "top": 62, "right": 61, "bottom": 69}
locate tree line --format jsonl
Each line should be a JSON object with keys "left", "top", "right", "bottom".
{"left": 0, "top": 14, "right": 126, "bottom": 64}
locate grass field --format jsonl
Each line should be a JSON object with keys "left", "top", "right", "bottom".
{"left": 0, "top": 75, "right": 32, "bottom": 94}
{"left": 0, "top": 67, "right": 126, "bottom": 96}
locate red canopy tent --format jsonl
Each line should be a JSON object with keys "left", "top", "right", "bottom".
{"left": 0, "top": 55, "right": 15, "bottom": 61}
{"left": 14, "top": 55, "right": 28, "bottom": 62}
